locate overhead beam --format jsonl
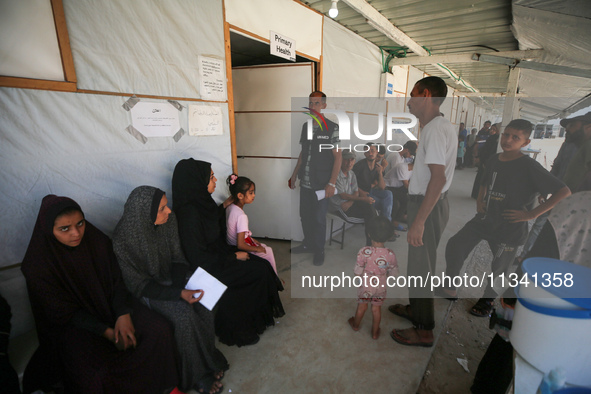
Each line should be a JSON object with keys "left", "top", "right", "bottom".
{"left": 499, "top": 67, "right": 521, "bottom": 152}
{"left": 342, "top": 0, "right": 479, "bottom": 92}
{"left": 477, "top": 54, "right": 591, "bottom": 79}
{"left": 544, "top": 94, "right": 591, "bottom": 121}
{"left": 389, "top": 50, "right": 544, "bottom": 66}
{"left": 520, "top": 100, "right": 563, "bottom": 114}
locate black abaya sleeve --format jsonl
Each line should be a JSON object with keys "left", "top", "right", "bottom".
{"left": 70, "top": 309, "right": 109, "bottom": 336}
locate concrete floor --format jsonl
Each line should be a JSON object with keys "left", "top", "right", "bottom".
{"left": 215, "top": 167, "right": 484, "bottom": 394}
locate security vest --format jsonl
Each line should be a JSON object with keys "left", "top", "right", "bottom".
{"left": 299, "top": 118, "right": 339, "bottom": 190}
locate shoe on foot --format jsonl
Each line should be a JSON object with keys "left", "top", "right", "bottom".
{"left": 290, "top": 244, "right": 313, "bottom": 254}
{"left": 388, "top": 304, "right": 413, "bottom": 323}
{"left": 390, "top": 328, "right": 433, "bottom": 347}
{"left": 470, "top": 297, "right": 494, "bottom": 317}
{"left": 313, "top": 251, "right": 325, "bottom": 266}
{"left": 394, "top": 224, "right": 407, "bottom": 232}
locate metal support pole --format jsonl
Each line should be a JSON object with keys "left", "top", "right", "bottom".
{"left": 498, "top": 68, "right": 521, "bottom": 153}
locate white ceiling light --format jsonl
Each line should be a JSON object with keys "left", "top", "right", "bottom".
{"left": 329, "top": 0, "right": 339, "bottom": 18}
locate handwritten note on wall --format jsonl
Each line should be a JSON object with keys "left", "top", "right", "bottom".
{"left": 188, "top": 105, "right": 223, "bottom": 136}
{"left": 199, "top": 56, "right": 226, "bottom": 101}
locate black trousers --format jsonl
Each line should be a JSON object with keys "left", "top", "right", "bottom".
{"left": 407, "top": 197, "right": 449, "bottom": 330}
{"left": 299, "top": 187, "right": 329, "bottom": 253}
{"left": 445, "top": 220, "right": 518, "bottom": 299}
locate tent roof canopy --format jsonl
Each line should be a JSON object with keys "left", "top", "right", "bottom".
{"left": 304, "top": 0, "right": 591, "bottom": 123}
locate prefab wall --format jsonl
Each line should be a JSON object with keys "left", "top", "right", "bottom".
{"left": 0, "top": 0, "right": 232, "bottom": 271}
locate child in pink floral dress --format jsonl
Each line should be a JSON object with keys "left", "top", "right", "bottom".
{"left": 348, "top": 216, "right": 398, "bottom": 339}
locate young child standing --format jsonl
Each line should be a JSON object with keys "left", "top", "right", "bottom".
{"left": 457, "top": 136, "right": 466, "bottom": 169}
{"left": 442, "top": 119, "right": 571, "bottom": 317}
{"left": 225, "top": 174, "right": 279, "bottom": 276}
{"left": 348, "top": 216, "right": 398, "bottom": 339}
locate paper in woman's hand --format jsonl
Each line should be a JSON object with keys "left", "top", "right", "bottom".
{"left": 185, "top": 267, "right": 227, "bottom": 311}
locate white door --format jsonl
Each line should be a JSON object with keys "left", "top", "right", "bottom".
{"left": 232, "top": 63, "right": 314, "bottom": 240}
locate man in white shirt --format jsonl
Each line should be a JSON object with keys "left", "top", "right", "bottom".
{"left": 389, "top": 76, "right": 457, "bottom": 348}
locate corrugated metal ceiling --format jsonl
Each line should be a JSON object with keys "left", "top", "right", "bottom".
{"left": 304, "top": 0, "right": 517, "bottom": 93}
{"left": 302, "top": 0, "right": 591, "bottom": 122}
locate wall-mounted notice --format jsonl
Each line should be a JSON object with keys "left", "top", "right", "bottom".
{"left": 270, "top": 31, "right": 296, "bottom": 62}
{"left": 130, "top": 101, "right": 181, "bottom": 137}
{"left": 189, "top": 104, "right": 223, "bottom": 136}
{"left": 199, "top": 56, "right": 226, "bottom": 101}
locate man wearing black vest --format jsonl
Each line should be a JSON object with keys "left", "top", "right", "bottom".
{"left": 289, "top": 91, "right": 342, "bottom": 265}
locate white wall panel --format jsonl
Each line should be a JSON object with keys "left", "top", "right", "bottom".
{"left": 63, "top": 0, "right": 225, "bottom": 98}
{"left": 0, "top": 0, "right": 63, "bottom": 81}
{"left": 235, "top": 112, "right": 294, "bottom": 157}
{"left": 233, "top": 64, "right": 314, "bottom": 112}
{"left": 322, "top": 17, "right": 382, "bottom": 97}
{"left": 407, "top": 67, "right": 426, "bottom": 94}
{"left": 391, "top": 66, "right": 409, "bottom": 94}
{"left": 238, "top": 158, "right": 300, "bottom": 240}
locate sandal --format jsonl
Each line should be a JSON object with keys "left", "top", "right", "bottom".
{"left": 388, "top": 304, "right": 413, "bottom": 323}
{"left": 470, "top": 297, "right": 494, "bottom": 317}
{"left": 390, "top": 328, "right": 433, "bottom": 347}
{"left": 394, "top": 224, "right": 407, "bottom": 232}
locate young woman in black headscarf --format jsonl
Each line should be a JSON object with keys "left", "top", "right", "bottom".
{"left": 112, "top": 186, "right": 228, "bottom": 394}
{"left": 21, "top": 195, "right": 181, "bottom": 394}
{"left": 172, "top": 159, "right": 284, "bottom": 347}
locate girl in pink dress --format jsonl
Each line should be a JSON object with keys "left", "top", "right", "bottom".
{"left": 348, "top": 216, "right": 398, "bottom": 339}
{"left": 225, "top": 174, "right": 278, "bottom": 276}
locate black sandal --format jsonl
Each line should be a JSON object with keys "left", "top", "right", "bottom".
{"left": 470, "top": 297, "right": 494, "bottom": 317}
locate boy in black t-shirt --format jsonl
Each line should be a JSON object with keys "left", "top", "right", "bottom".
{"left": 440, "top": 119, "right": 571, "bottom": 317}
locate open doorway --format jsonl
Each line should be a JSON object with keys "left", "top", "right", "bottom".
{"left": 229, "top": 31, "right": 318, "bottom": 240}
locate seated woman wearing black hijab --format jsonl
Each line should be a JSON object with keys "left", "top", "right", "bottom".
{"left": 172, "top": 159, "right": 285, "bottom": 347}
{"left": 21, "top": 195, "right": 181, "bottom": 394}
{"left": 113, "top": 186, "right": 228, "bottom": 394}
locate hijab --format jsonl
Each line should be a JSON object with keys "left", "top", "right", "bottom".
{"left": 21, "top": 195, "right": 121, "bottom": 339}
{"left": 548, "top": 191, "right": 591, "bottom": 267}
{"left": 172, "top": 158, "right": 220, "bottom": 244}
{"left": 112, "top": 186, "right": 187, "bottom": 298}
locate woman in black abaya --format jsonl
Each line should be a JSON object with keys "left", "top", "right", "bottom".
{"left": 172, "top": 159, "right": 284, "bottom": 347}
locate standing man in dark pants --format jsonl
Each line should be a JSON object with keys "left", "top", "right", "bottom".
{"left": 289, "top": 91, "right": 342, "bottom": 266}
{"left": 389, "top": 76, "right": 457, "bottom": 347}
